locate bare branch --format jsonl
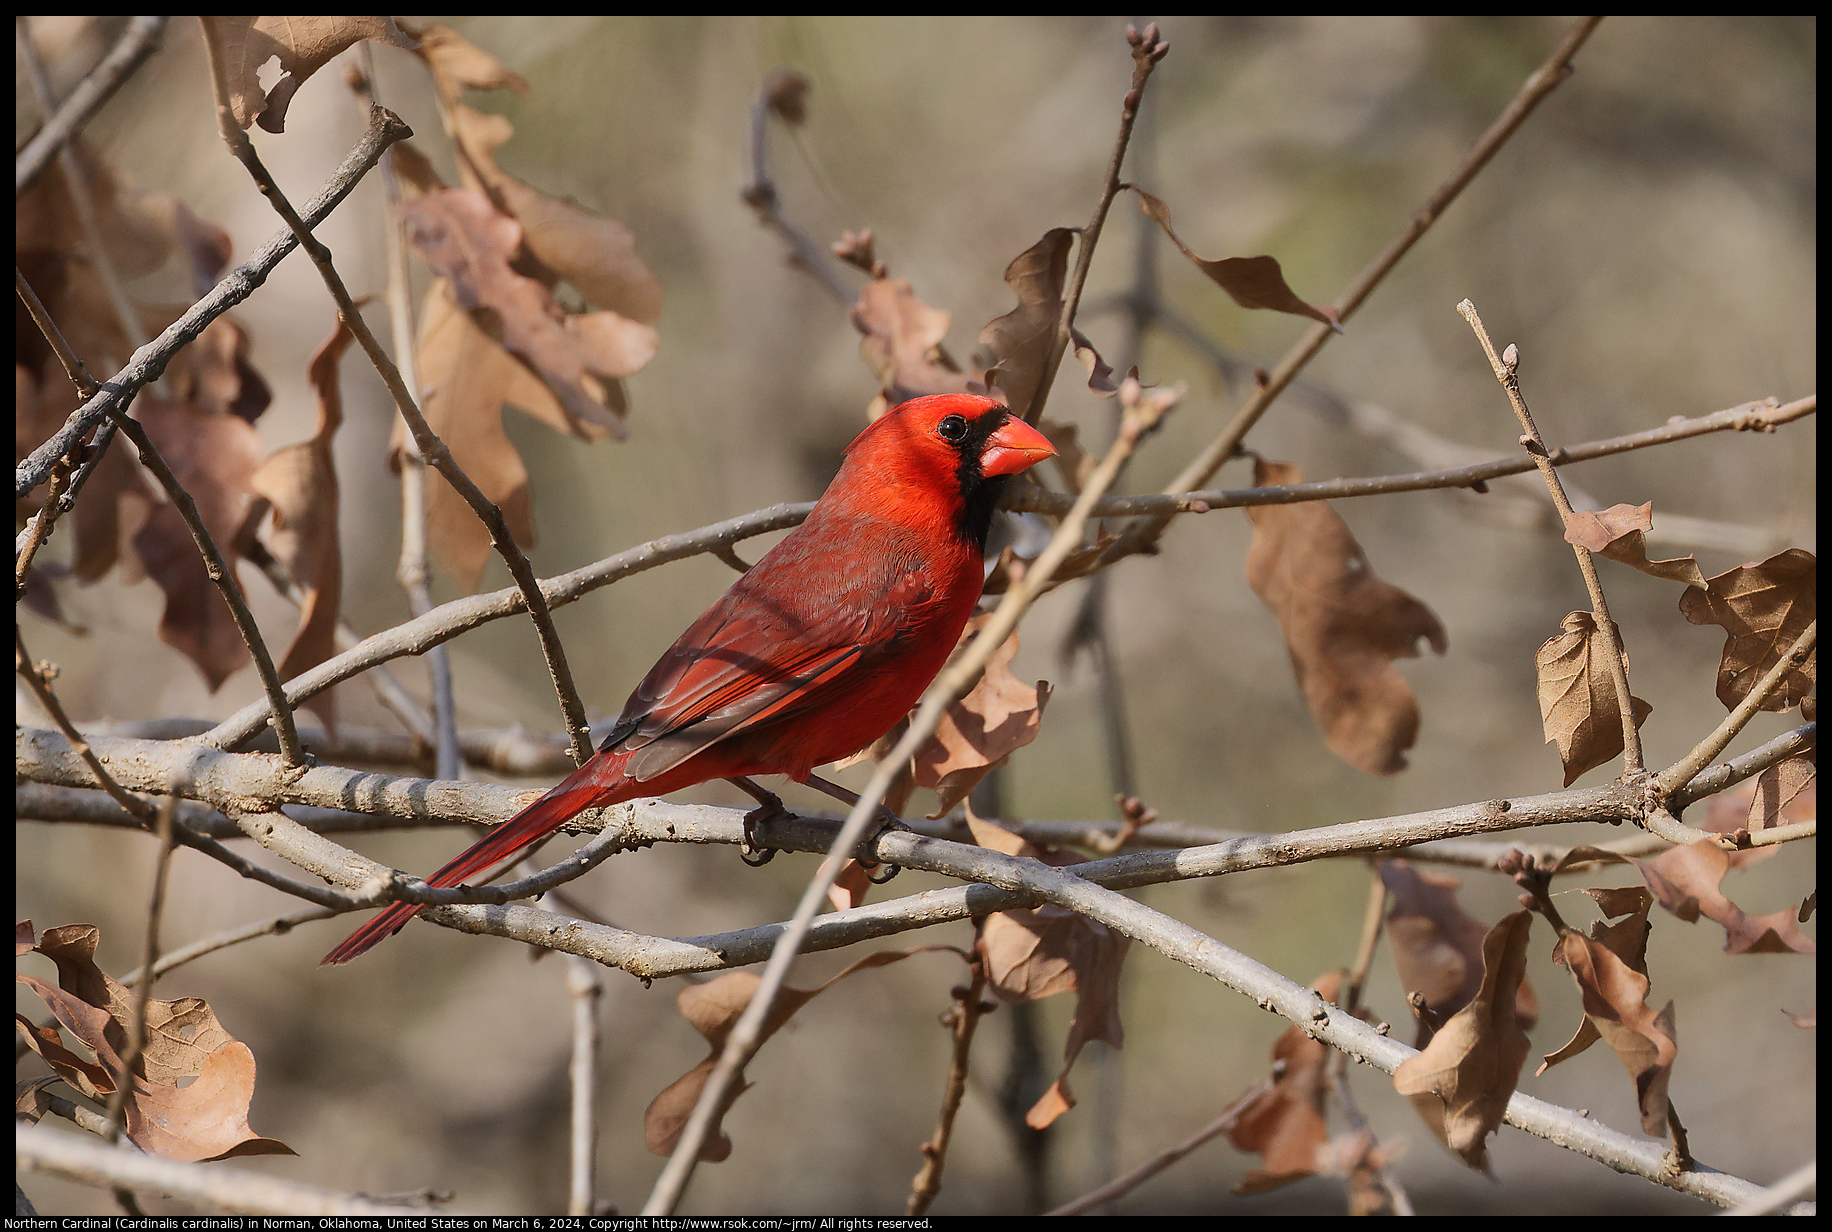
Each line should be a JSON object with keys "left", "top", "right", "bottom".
{"left": 15, "top": 16, "right": 169, "bottom": 196}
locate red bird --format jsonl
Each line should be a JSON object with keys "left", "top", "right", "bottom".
{"left": 322, "top": 393, "right": 1053, "bottom": 964}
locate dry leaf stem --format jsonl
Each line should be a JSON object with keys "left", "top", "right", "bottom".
{"left": 1658, "top": 621, "right": 1817, "bottom": 798}
{"left": 1103, "top": 15, "right": 1603, "bottom": 566}
{"left": 15, "top": 16, "right": 168, "bottom": 196}
{"left": 906, "top": 956, "right": 990, "bottom": 1215}
{"left": 1459, "top": 298, "right": 1643, "bottom": 778}
{"left": 741, "top": 72, "right": 853, "bottom": 306}
{"left": 1017, "top": 22, "right": 1169, "bottom": 427}
{"left": 564, "top": 952, "right": 603, "bottom": 1216}
{"left": 644, "top": 381, "right": 1181, "bottom": 1211}
{"left": 351, "top": 47, "right": 463, "bottom": 779}
{"left": 197, "top": 19, "right": 592, "bottom": 769}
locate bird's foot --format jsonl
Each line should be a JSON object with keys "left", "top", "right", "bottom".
{"left": 728, "top": 777, "right": 787, "bottom": 866}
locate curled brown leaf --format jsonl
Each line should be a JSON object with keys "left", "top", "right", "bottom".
{"left": 1246, "top": 458, "right": 1447, "bottom": 775}
{"left": 1134, "top": 188, "right": 1339, "bottom": 330}
{"left": 1678, "top": 548, "right": 1816, "bottom": 712}
{"left": 1534, "top": 611, "right": 1653, "bottom": 786}
{"left": 1562, "top": 501, "right": 1706, "bottom": 589}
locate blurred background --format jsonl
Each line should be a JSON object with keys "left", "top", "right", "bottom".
{"left": 17, "top": 15, "right": 1815, "bottom": 1215}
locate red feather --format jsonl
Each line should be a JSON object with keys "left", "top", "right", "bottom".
{"left": 322, "top": 393, "right": 1053, "bottom": 965}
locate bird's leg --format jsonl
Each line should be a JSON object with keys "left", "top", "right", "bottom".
{"left": 726, "top": 776, "right": 785, "bottom": 866}
{"left": 802, "top": 772, "right": 905, "bottom": 883}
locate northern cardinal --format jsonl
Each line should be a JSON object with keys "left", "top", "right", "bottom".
{"left": 322, "top": 393, "right": 1054, "bottom": 964}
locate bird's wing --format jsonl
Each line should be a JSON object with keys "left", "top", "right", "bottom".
{"left": 606, "top": 552, "right": 934, "bottom": 783}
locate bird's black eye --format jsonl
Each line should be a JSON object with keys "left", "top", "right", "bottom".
{"left": 936, "top": 414, "right": 969, "bottom": 443}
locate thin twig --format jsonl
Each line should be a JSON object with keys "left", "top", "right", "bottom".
{"left": 103, "top": 407, "right": 307, "bottom": 763}
{"left": 563, "top": 950, "right": 602, "bottom": 1216}
{"left": 1102, "top": 15, "right": 1603, "bottom": 564}
{"left": 906, "top": 951, "right": 988, "bottom": 1215}
{"left": 116, "top": 908, "right": 339, "bottom": 988}
{"left": 1460, "top": 298, "right": 1643, "bottom": 777}
{"left": 101, "top": 794, "right": 177, "bottom": 1144}
{"left": 17, "top": 106, "right": 408, "bottom": 500}
{"left": 642, "top": 380, "right": 1183, "bottom": 1211}
{"left": 16, "top": 630, "right": 156, "bottom": 822}
{"left": 1657, "top": 621, "right": 1817, "bottom": 798}
{"left": 1018, "top": 21, "right": 1168, "bottom": 427}
{"left": 740, "top": 71, "right": 853, "bottom": 306}
{"left": 15, "top": 16, "right": 168, "bottom": 196}
{"left": 1048, "top": 1082, "right": 1269, "bottom": 1216}
{"left": 350, "top": 48, "right": 462, "bottom": 780}
{"left": 196, "top": 17, "right": 590, "bottom": 768}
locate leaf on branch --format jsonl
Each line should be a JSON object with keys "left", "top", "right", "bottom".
{"left": 1562, "top": 502, "right": 1707, "bottom": 589}
{"left": 1392, "top": 910, "right": 1534, "bottom": 1175}
{"left": 643, "top": 949, "right": 949, "bottom": 1159}
{"left": 1379, "top": 860, "right": 1538, "bottom": 1049}
{"left": 132, "top": 392, "right": 266, "bottom": 691}
{"left": 967, "top": 814, "right": 1128, "bottom": 1130}
{"left": 1635, "top": 840, "right": 1815, "bottom": 955}
{"left": 1245, "top": 458, "right": 1448, "bottom": 775}
{"left": 1133, "top": 188, "right": 1339, "bottom": 330}
{"left": 1534, "top": 611, "right": 1653, "bottom": 786}
{"left": 1037, "top": 418, "right": 1094, "bottom": 494}
{"left": 16, "top": 923, "right": 293, "bottom": 1161}
{"left": 851, "top": 277, "right": 974, "bottom": 408}
{"left": 1536, "top": 886, "right": 1677, "bottom": 1135}
{"left": 976, "top": 228, "right": 1075, "bottom": 417}
{"left": 206, "top": 16, "right": 417, "bottom": 133}
{"left": 1701, "top": 756, "right": 1814, "bottom": 867}
{"left": 911, "top": 615, "right": 1052, "bottom": 818}
{"left": 404, "top": 22, "right": 530, "bottom": 103}
{"left": 1678, "top": 548, "right": 1816, "bottom": 712}
{"left": 249, "top": 316, "right": 351, "bottom": 728}
{"left": 1224, "top": 970, "right": 1341, "bottom": 1193}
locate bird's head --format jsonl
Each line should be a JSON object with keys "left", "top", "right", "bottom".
{"left": 835, "top": 393, "right": 1056, "bottom": 549}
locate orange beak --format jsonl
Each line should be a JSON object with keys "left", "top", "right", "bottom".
{"left": 978, "top": 415, "right": 1056, "bottom": 478}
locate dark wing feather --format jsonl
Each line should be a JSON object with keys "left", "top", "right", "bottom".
{"left": 605, "top": 533, "right": 934, "bottom": 782}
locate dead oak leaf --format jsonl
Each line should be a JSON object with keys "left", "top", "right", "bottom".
{"left": 851, "top": 277, "right": 973, "bottom": 406}
{"left": 1679, "top": 548, "right": 1816, "bottom": 712}
{"left": 404, "top": 22, "right": 530, "bottom": 104}
{"left": 1637, "top": 840, "right": 1815, "bottom": 955}
{"left": 966, "top": 814, "right": 1128, "bottom": 1130}
{"left": 1562, "top": 502, "right": 1706, "bottom": 589}
{"left": 205, "top": 16, "right": 417, "bottom": 133}
{"left": 1380, "top": 860, "right": 1538, "bottom": 1048}
{"left": 1393, "top": 910, "right": 1534, "bottom": 1175}
{"left": 976, "top": 228, "right": 1074, "bottom": 418}
{"left": 1225, "top": 971, "right": 1341, "bottom": 1193}
{"left": 912, "top": 615, "right": 1051, "bottom": 818}
{"left": 248, "top": 316, "right": 351, "bottom": 728}
{"left": 1246, "top": 458, "right": 1447, "bottom": 775}
{"left": 1534, "top": 611, "right": 1653, "bottom": 786}
{"left": 17, "top": 924, "right": 292, "bottom": 1161}
{"left": 132, "top": 393, "right": 265, "bottom": 691}
{"left": 1134, "top": 188, "right": 1339, "bottom": 331}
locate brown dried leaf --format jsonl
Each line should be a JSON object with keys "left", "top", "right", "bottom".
{"left": 825, "top": 860, "right": 876, "bottom": 913}
{"left": 851, "top": 277, "right": 972, "bottom": 405}
{"left": 1563, "top": 502, "right": 1707, "bottom": 589}
{"left": 1637, "top": 841, "right": 1815, "bottom": 955}
{"left": 1070, "top": 327, "right": 1127, "bottom": 399}
{"left": 976, "top": 228, "right": 1074, "bottom": 418}
{"left": 1246, "top": 458, "right": 1447, "bottom": 775}
{"left": 1534, "top": 611, "right": 1654, "bottom": 786}
{"left": 1679, "top": 549, "right": 1816, "bottom": 712}
{"left": 1134, "top": 188, "right": 1339, "bottom": 330}
{"left": 406, "top": 22, "right": 529, "bottom": 102}
{"left": 913, "top": 616, "right": 1051, "bottom": 818}
{"left": 966, "top": 815, "right": 1128, "bottom": 1130}
{"left": 1701, "top": 757, "right": 1814, "bottom": 870}
{"left": 18, "top": 924, "right": 292, "bottom": 1161}
{"left": 1380, "top": 861, "right": 1537, "bottom": 1048}
{"left": 1037, "top": 418, "right": 1094, "bottom": 495}
{"left": 1225, "top": 971, "right": 1340, "bottom": 1193}
{"left": 167, "top": 316, "right": 272, "bottom": 425}
{"left": 1539, "top": 889, "right": 1678, "bottom": 1136}
{"left": 250, "top": 317, "right": 350, "bottom": 728}
{"left": 207, "top": 16, "right": 417, "bottom": 133}
{"left": 1392, "top": 911, "right": 1534, "bottom": 1174}
{"left": 400, "top": 188, "right": 652, "bottom": 440}
{"left": 132, "top": 393, "right": 264, "bottom": 690}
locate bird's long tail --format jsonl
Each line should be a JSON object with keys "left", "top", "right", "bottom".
{"left": 320, "top": 756, "right": 624, "bottom": 966}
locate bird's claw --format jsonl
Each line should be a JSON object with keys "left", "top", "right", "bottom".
{"left": 739, "top": 794, "right": 790, "bottom": 867}
{"left": 855, "top": 811, "right": 909, "bottom": 883}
